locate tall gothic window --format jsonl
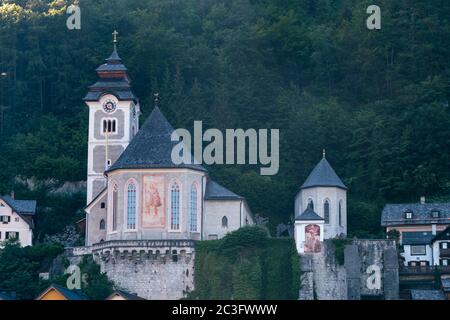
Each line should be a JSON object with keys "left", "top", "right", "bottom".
{"left": 171, "top": 182, "right": 180, "bottom": 230}
{"left": 222, "top": 216, "right": 228, "bottom": 228}
{"left": 127, "top": 182, "right": 137, "bottom": 229}
{"left": 99, "top": 219, "right": 106, "bottom": 230}
{"left": 308, "top": 198, "right": 314, "bottom": 210}
{"left": 324, "top": 200, "right": 330, "bottom": 224}
{"left": 112, "top": 183, "right": 118, "bottom": 231}
{"left": 339, "top": 201, "right": 342, "bottom": 227}
{"left": 190, "top": 183, "right": 198, "bottom": 232}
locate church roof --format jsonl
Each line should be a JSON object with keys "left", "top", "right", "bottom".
{"left": 301, "top": 157, "right": 347, "bottom": 190}
{"left": 295, "top": 204, "right": 324, "bottom": 221}
{"left": 204, "top": 180, "right": 244, "bottom": 200}
{"left": 107, "top": 107, "right": 206, "bottom": 173}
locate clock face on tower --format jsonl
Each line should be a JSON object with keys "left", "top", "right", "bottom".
{"left": 103, "top": 99, "right": 117, "bottom": 113}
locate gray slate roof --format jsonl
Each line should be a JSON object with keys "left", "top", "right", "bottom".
{"left": 301, "top": 157, "right": 347, "bottom": 190}
{"left": 295, "top": 204, "right": 324, "bottom": 221}
{"left": 381, "top": 203, "right": 450, "bottom": 227}
{"left": 109, "top": 290, "right": 146, "bottom": 300}
{"left": 410, "top": 289, "right": 446, "bottom": 300}
{"left": 204, "top": 180, "right": 243, "bottom": 200}
{"left": 402, "top": 231, "right": 434, "bottom": 245}
{"left": 108, "top": 107, "right": 206, "bottom": 173}
{"left": 0, "top": 195, "right": 36, "bottom": 215}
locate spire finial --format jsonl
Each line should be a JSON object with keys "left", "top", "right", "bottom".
{"left": 323, "top": 149, "right": 326, "bottom": 159}
{"left": 112, "top": 30, "right": 119, "bottom": 44}
{"left": 154, "top": 92, "right": 160, "bottom": 107}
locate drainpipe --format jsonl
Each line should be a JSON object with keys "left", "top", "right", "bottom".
{"left": 201, "top": 175, "right": 206, "bottom": 240}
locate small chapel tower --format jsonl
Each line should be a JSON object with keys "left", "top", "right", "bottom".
{"left": 294, "top": 152, "right": 347, "bottom": 253}
{"left": 84, "top": 31, "right": 141, "bottom": 203}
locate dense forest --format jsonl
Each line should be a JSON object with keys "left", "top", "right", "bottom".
{"left": 0, "top": 0, "right": 449, "bottom": 238}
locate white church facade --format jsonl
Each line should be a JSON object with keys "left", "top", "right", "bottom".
{"left": 294, "top": 154, "right": 348, "bottom": 254}
{"left": 83, "top": 41, "right": 254, "bottom": 248}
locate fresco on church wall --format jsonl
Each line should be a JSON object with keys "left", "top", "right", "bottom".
{"left": 305, "top": 224, "right": 321, "bottom": 253}
{"left": 142, "top": 175, "right": 166, "bottom": 228}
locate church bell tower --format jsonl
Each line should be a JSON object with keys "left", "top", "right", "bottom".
{"left": 84, "top": 31, "right": 141, "bottom": 204}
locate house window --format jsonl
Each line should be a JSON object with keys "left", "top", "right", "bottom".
{"left": 222, "top": 216, "right": 228, "bottom": 228}
{"left": 440, "top": 242, "right": 449, "bottom": 249}
{"left": 324, "top": 200, "right": 330, "bottom": 224}
{"left": 102, "top": 119, "right": 117, "bottom": 135}
{"left": 112, "top": 183, "right": 118, "bottom": 231}
{"left": 431, "top": 210, "right": 440, "bottom": 218}
{"left": 338, "top": 201, "right": 342, "bottom": 227}
{"left": 5, "top": 232, "right": 19, "bottom": 240}
{"left": 405, "top": 211, "right": 413, "bottom": 219}
{"left": 127, "top": 182, "right": 137, "bottom": 230}
{"left": 411, "top": 245, "right": 426, "bottom": 255}
{"left": 441, "top": 259, "right": 449, "bottom": 266}
{"left": 99, "top": 219, "right": 106, "bottom": 230}
{"left": 170, "top": 182, "right": 180, "bottom": 231}
{"left": 101, "top": 202, "right": 106, "bottom": 209}
{"left": 190, "top": 183, "right": 198, "bottom": 232}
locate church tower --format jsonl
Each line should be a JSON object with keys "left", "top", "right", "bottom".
{"left": 295, "top": 152, "right": 347, "bottom": 241}
{"left": 84, "top": 32, "right": 141, "bottom": 204}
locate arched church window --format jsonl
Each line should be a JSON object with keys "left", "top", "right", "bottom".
{"left": 171, "top": 182, "right": 180, "bottom": 231}
{"left": 222, "top": 216, "right": 228, "bottom": 228}
{"left": 308, "top": 198, "right": 314, "bottom": 210}
{"left": 99, "top": 219, "right": 106, "bottom": 230}
{"left": 127, "top": 182, "right": 137, "bottom": 230}
{"left": 190, "top": 183, "right": 198, "bottom": 232}
{"left": 324, "top": 200, "right": 330, "bottom": 224}
{"left": 112, "top": 183, "right": 118, "bottom": 231}
{"left": 339, "top": 201, "right": 342, "bottom": 227}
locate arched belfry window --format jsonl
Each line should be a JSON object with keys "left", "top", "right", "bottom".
{"left": 99, "top": 219, "right": 106, "bottom": 230}
{"left": 190, "top": 183, "right": 198, "bottom": 232}
{"left": 102, "top": 118, "right": 117, "bottom": 134}
{"left": 222, "top": 216, "right": 228, "bottom": 228}
{"left": 171, "top": 182, "right": 181, "bottom": 231}
{"left": 339, "top": 201, "right": 342, "bottom": 227}
{"left": 112, "top": 183, "right": 118, "bottom": 231}
{"left": 127, "top": 182, "right": 137, "bottom": 229}
{"left": 324, "top": 200, "right": 330, "bottom": 224}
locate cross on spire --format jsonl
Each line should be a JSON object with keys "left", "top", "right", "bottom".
{"left": 323, "top": 149, "right": 326, "bottom": 159}
{"left": 154, "top": 92, "right": 160, "bottom": 107}
{"left": 112, "top": 30, "right": 119, "bottom": 43}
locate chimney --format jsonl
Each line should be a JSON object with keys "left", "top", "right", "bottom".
{"left": 10, "top": 191, "right": 15, "bottom": 199}
{"left": 420, "top": 196, "right": 425, "bottom": 204}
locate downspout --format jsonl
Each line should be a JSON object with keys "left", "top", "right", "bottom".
{"left": 240, "top": 200, "right": 243, "bottom": 228}
{"left": 201, "top": 175, "right": 206, "bottom": 240}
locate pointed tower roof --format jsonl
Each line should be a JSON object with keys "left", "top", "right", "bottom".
{"left": 84, "top": 41, "right": 137, "bottom": 103}
{"left": 107, "top": 107, "right": 206, "bottom": 173}
{"left": 301, "top": 156, "right": 347, "bottom": 190}
{"left": 295, "top": 203, "right": 324, "bottom": 221}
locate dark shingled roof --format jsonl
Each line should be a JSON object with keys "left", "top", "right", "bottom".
{"left": 84, "top": 45, "right": 138, "bottom": 103}
{"left": 381, "top": 203, "right": 450, "bottom": 227}
{"left": 295, "top": 204, "right": 324, "bottom": 221}
{"left": 204, "top": 180, "right": 243, "bottom": 200}
{"left": 402, "top": 231, "right": 434, "bottom": 245}
{"left": 0, "top": 195, "right": 36, "bottom": 215}
{"left": 301, "top": 157, "right": 347, "bottom": 190}
{"left": 108, "top": 107, "right": 206, "bottom": 173}
{"left": 410, "top": 290, "right": 446, "bottom": 300}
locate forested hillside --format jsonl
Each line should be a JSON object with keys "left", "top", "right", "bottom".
{"left": 0, "top": 0, "right": 449, "bottom": 237}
